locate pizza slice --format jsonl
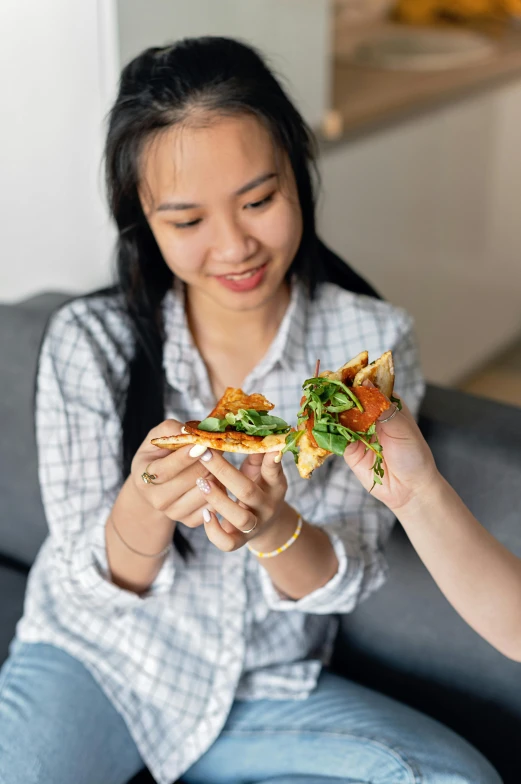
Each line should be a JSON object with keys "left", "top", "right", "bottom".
{"left": 151, "top": 387, "right": 292, "bottom": 454}
{"left": 282, "top": 351, "right": 397, "bottom": 482}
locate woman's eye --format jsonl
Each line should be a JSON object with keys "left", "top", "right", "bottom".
{"left": 173, "top": 218, "right": 201, "bottom": 229}
{"left": 246, "top": 193, "right": 275, "bottom": 210}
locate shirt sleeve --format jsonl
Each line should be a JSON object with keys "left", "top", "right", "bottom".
{"left": 35, "top": 303, "right": 177, "bottom": 613}
{"left": 259, "top": 309, "right": 425, "bottom": 614}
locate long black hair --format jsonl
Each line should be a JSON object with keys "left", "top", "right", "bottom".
{"left": 104, "top": 37, "right": 379, "bottom": 557}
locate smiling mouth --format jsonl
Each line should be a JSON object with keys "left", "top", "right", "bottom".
{"left": 216, "top": 263, "right": 267, "bottom": 281}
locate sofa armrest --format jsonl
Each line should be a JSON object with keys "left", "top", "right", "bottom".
{"left": 0, "top": 292, "right": 72, "bottom": 567}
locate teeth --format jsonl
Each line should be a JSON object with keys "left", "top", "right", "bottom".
{"left": 224, "top": 267, "right": 260, "bottom": 281}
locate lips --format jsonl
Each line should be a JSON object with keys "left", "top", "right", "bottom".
{"left": 214, "top": 262, "right": 268, "bottom": 293}
{"left": 213, "top": 263, "right": 265, "bottom": 281}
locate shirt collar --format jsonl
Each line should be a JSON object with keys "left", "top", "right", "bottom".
{"left": 245, "top": 278, "right": 308, "bottom": 387}
{"left": 162, "top": 277, "right": 309, "bottom": 395}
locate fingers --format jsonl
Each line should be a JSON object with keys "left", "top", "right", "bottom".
{"left": 203, "top": 509, "right": 243, "bottom": 553}
{"left": 135, "top": 441, "right": 213, "bottom": 486}
{"left": 259, "top": 451, "right": 287, "bottom": 489}
{"left": 393, "top": 397, "right": 416, "bottom": 424}
{"left": 343, "top": 438, "right": 374, "bottom": 479}
{"left": 240, "top": 452, "right": 285, "bottom": 489}
{"left": 240, "top": 453, "right": 264, "bottom": 482}
{"left": 201, "top": 450, "right": 262, "bottom": 511}
{"left": 159, "top": 485, "right": 212, "bottom": 527}
{"left": 139, "top": 419, "right": 184, "bottom": 460}
{"left": 194, "top": 475, "right": 258, "bottom": 534}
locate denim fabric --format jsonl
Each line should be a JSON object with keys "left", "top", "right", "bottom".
{"left": 0, "top": 642, "right": 501, "bottom": 784}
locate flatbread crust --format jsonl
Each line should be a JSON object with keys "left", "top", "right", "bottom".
{"left": 151, "top": 387, "right": 289, "bottom": 454}
{"left": 352, "top": 351, "right": 395, "bottom": 399}
{"left": 152, "top": 431, "right": 288, "bottom": 454}
{"left": 208, "top": 388, "right": 274, "bottom": 419}
{"left": 296, "top": 350, "right": 395, "bottom": 479}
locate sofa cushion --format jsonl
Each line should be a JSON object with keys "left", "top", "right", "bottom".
{"left": 0, "top": 561, "right": 28, "bottom": 665}
{"left": 0, "top": 293, "right": 70, "bottom": 567}
{"left": 334, "top": 387, "right": 521, "bottom": 782}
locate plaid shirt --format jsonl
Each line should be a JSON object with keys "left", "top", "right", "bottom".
{"left": 18, "top": 280, "right": 424, "bottom": 784}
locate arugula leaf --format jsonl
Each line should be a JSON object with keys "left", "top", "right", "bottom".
{"left": 198, "top": 409, "right": 291, "bottom": 437}
{"left": 301, "top": 376, "right": 363, "bottom": 412}
{"left": 326, "top": 392, "right": 355, "bottom": 413}
{"left": 281, "top": 429, "right": 304, "bottom": 463}
{"left": 234, "top": 409, "right": 290, "bottom": 435}
{"left": 390, "top": 394, "right": 403, "bottom": 411}
{"left": 312, "top": 429, "right": 348, "bottom": 456}
{"left": 295, "top": 372, "right": 391, "bottom": 486}
{"left": 197, "top": 417, "right": 227, "bottom": 432}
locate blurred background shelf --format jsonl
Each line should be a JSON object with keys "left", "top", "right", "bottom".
{"left": 317, "top": 10, "right": 521, "bottom": 392}
{"left": 325, "top": 16, "right": 521, "bottom": 142}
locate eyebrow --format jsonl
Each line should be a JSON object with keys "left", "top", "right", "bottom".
{"left": 155, "top": 172, "right": 277, "bottom": 212}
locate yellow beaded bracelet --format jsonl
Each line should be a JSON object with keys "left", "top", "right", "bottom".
{"left": 247, "top": 515, "right": 303, "bottom": 559}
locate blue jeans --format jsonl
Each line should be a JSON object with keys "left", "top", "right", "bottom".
{"left": 0, "top": 642, "right": 501, "bottom": 784}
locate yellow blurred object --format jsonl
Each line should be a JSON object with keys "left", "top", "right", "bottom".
{"left": 501, "top": 0, "right": 521, "bottom": 13}
{"left": 395, "top": 0, "right": 521, "bottom": 22}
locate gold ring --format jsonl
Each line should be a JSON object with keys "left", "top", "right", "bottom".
{"left": 241, "top": 520, "right": 258, "bottom": 535}
{"left": 379, "top": 405, "right": 399, "bottom": 424}
{"left": 141, "top": 463, "right": 159, "bottom": 485}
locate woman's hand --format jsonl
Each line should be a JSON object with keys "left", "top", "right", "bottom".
{"left": 193, "top": 449, "right": 289, "bottom": 552}
{"left": 131, "top": 419, "right": 222, "bottom": 529}
{"left": 343, "top": 394, "right": 439, "bottom": 513}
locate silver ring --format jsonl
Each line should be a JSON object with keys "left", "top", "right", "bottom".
{"left": 379, "top": 405, "right": 399, "bottom": 424}
{"left": 241, "top": 520, "right": 258, "bottom": 535}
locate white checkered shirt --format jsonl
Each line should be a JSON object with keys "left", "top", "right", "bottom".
{"left": 17, "top": 280, "right": 424, "bottom": 784}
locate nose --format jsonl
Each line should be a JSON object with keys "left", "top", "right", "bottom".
{"left": 210, "top": 214, "right": 257, "bottom": 266}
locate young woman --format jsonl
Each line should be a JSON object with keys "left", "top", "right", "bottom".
{"left": 0, "top": 38, "right": 501, "bottom": 784}
{"left": 344, "top": 388, "right": 521, "bottom": 663}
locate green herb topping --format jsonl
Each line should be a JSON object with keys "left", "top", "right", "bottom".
{"left": 282, "top": 375, "right": 388, "bottom": 488}
{"left": 197, "top": 409, "right": 291, "bottom": 438}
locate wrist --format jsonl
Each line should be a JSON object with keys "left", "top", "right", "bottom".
{"left": 115, "top": 476, "right": 176, "bottom": 537}
{"left": 393, "top": 470, "right": 448, "bottom": 526}
{"left": 249, "top": 503, "right": 299, "bottom": 552}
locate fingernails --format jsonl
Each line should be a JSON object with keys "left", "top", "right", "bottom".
{"left": 202, "top": 508, "right": 211, "bottom": 523}
{"left": 181, "top": 426, "right": 188, "bottom": 434}
{"left": 200, "top": 449, "right": 213, "bottom": 462}
{"left": 189, "top": 444, "right": 208, "bottom": 458}
{"left": 344, "top": 441, "right": 359, "bottom": 456}
{"left": 196, "top": 476, "right": 211, "bottom": 494}
{"left": 273, "top": 452, "right": 282, "bottom": 464}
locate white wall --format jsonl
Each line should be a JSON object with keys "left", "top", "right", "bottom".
{"left": 116, "top": 0, "right": 331, "bottom": 131}
{"left": 0, "top": 0, "right": 116, "bottom": 303}
{"left": 318, "top": 79, "right": 521, "bottom": 385}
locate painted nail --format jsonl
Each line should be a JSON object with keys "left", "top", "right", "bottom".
{"left": 200, "top": 449, "right": 213, "bottom": 462}
{"left": 273, "top": 452, "right": 282, "bottom": 464}
{"left": 189, "top": 444, "right": 208, "bottom": 458}
{"left": 202, "top": 508, "right": 211, "bottom": 524}
{"left": 196, "top": 476, "right": 211, "bottom": 494}
{"left": 181, "top": 426, "right": 188, "bottom": 434}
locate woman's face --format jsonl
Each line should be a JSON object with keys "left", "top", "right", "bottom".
{"left": 140, "top": 114, "right": 303, "bottom": 312}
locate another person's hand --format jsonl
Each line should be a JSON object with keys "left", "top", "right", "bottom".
{"left": 343, "top": 393, "right": 439, "bottom": 512}
{"left": 131, "top": 419, "right": 222, "bottom": 528}
{"left": 194, "top": 449, "right": 289, "bottom": 552}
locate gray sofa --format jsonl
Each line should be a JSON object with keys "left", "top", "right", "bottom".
{"left": 1, "top": 292, "right": 520, "bottom": 784}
